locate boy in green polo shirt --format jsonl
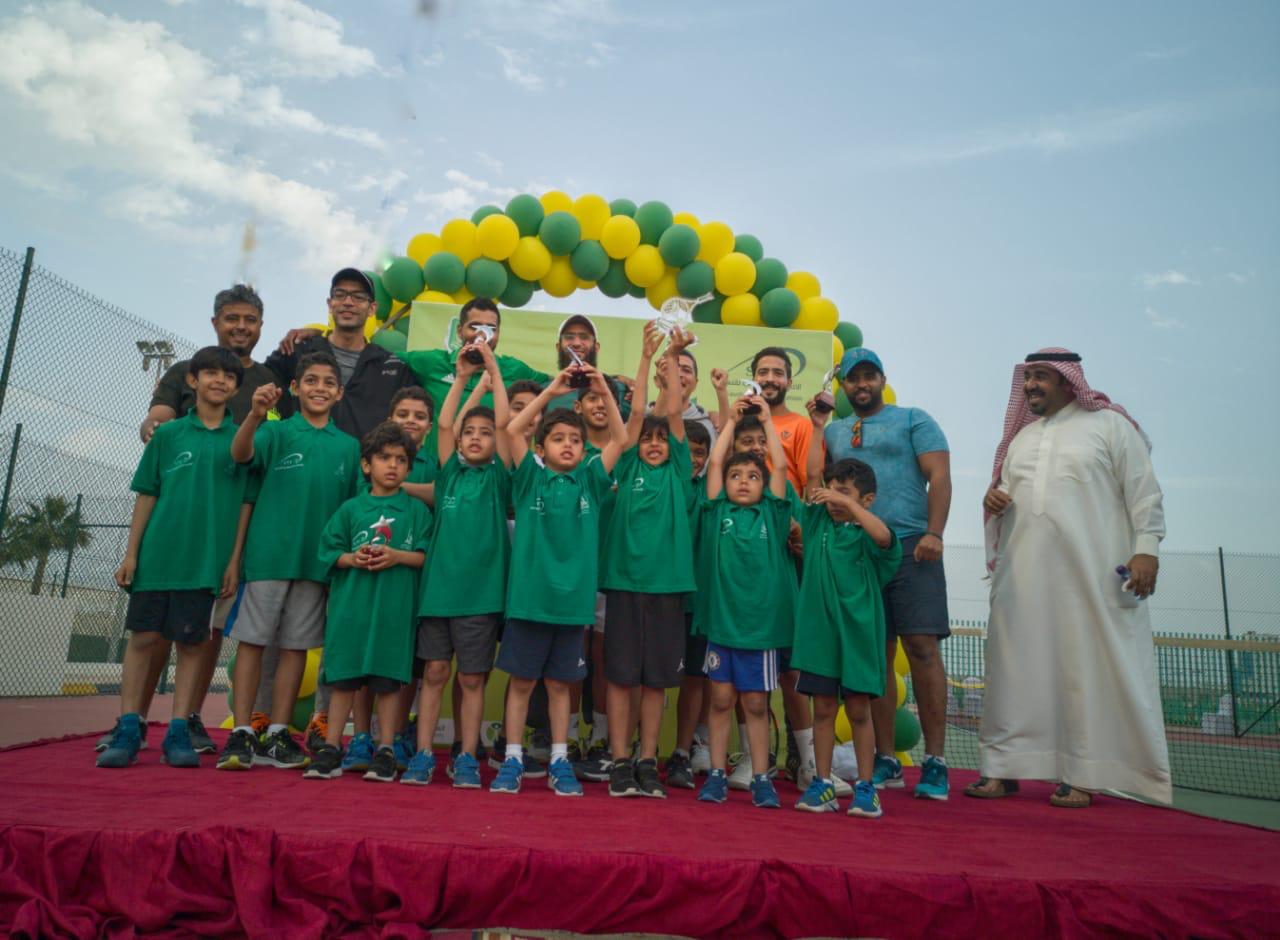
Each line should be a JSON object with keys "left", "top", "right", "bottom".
{"left": 694, "top": 393, "right": 795, "bottom": 809}
{"left": 97, "top": 347, "right": 249, "bottom": 770}
{"left": 303, "top": 421, "right": 432, "bottom": 782}
{"left": 216, "top": 352, "right": 360, "bottom": 773}
{"left": 491, "top": 365, "right": 626, "bottom": 797}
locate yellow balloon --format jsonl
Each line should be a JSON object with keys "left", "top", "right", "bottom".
{"left": 898, "top": 752, "right": 914, "bottom": 768}
{"left": 793, "top": 296, "right": 839, "bottom": 331}
{"left": 406, "top": 232, "right": 443, "bottom": 265}
{"left": 787, "top": 271, "right": 821, "bottom": 301}
{"left": 452, "top": 287, "right": 475, "bottom": 304}
{"left": 414, "top": 288, "right": 455, "bottom": 304}
{"left": 476, "top": 213, "right": 519, "bottom": 261}
{"left": 832, "top": 334, "right": 845, "bottom": 367}
{"left": 715, "top": 251, "right": 757, "bottom": 296}
{"left": 645, "top": 268, "right": 680, "bottom": 310}
{"left": 540, "top": 190, "right": 573, "bottom": 214}
{"left": 509, "top": 235, "right": 553, "bottom": 281}
{"left": 624, "top": 245, "right": 665, "bottom": 288}
{"left": 541, "top": 256, "right": 578, "bottom": 297}
{"left": 834, "top": 707, "right": 852, "bottom": 744}
{"left": 883, "top": 383, "right": 897, "bottom": 405}
{"left": 721, "top": 293, "right": 762, "bottom": 326}
{"left": 572, "top": 194, "right": 611, "bottom": 240}
{"left": 673, "top": 211, "right": 701, "bottom": 229}
{"left": 297, "top": 648, "right": 322, "bottom": 698}
{"left": 697, "top": 221, "right": 735, "bottom": 265}
{"left": 577, "top": 278, "right": 597, "bottom": 290}
{"left": 441, "top": 218, "right": 479, "bottom": 264}
{"left": 362, "top": 316, "right": 380, "bottom": 340}
{"left": 600, "top": 215, "right": 642, "bottom": 259}
{"left": 894, "top": 641, "right": 909, "bottom": 676}
{"left": 895, "top": 672, "right": 907, "bottom": 704}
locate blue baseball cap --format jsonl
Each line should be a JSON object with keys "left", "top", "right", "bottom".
{"left": 837, "top": 347, "right": 884, "bottom": 379}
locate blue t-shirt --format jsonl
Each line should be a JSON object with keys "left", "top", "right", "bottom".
{"left": 824, "top": 405, "right": 948, "bottom": 538}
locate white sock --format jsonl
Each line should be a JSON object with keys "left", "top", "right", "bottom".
{"left": 737, "top": 723, "right": 751, "bottom": 756}
{"left": 925, "top": 753, "right": 946, "bottom": 766}
{"left": 794, "top": 726, "right": 815, "bottom": 767}
{"left": 551, "top": 742, "right": 568, "bottom": 763}
{"left": 234, "top": 724, "right": 254, "bottom": 735}
{"left": 673, "top": 747, "right": 689, "bottom": 759}
{"left": 267, "top": 723, "right": 286, "bottom": 735}
{"left": 590, "top": 712, "right": 607, "bottom": 743}
{"left": 569, "top": 715, "right": 580, "bottom": 740}
{"left": 694, "top": 723, "right": 709, "bottom": 745}
{"left": 506, "top": 743, "right": 523, "bottom": 762}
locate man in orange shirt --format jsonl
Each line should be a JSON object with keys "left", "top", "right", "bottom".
{"left": 750, "top": 347, "right": 814, "bottom": 493}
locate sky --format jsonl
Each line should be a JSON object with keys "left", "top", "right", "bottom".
{"left": 1, "top": 0, "right": 1277, "bottom": 553}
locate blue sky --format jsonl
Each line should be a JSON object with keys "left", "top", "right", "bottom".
{"left": 1, "top": 0, "right": 1277, "bottom": 551}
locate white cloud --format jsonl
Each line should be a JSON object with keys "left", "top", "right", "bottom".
{"left": 493, "top": 44, "right": 543, "bottom": 91}
{"left": 244, "top": 85, "right": 384, "bottom": 148}
{"left": 1225, "top": 270, "right": 1254, "bottom": 284}
{"left": 583, "top": 41, "right": 615, "bottom": 68}
{"left": 1140, "top": 269, "right": 1199, "bottom": 289}
{"left": 236, "top": 0, "right": 378, "bottom": 79}
{"left": 1145, "top": 305, "right": 1185, "bottom": 329}
{"left": 410, "top": 170, "right": 519, "bottom": 225}
{"left": 476, "top": 151, "right": 504, "bottom": 174}
{"left": 476, "top": 0, "right": 626, "bottom": 41}
{"left": 350, "top": 169, "right": 408, "bottom": 193}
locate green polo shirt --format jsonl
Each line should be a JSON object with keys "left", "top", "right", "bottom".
{"left": 506, "top": 450, "right": 614, "bottom": 626}
{"left": 420, "top": 453, "right": 511, "bottom": 617}
{"left": 601, "top": 437, "right": 695, "bottom": 594}
{"left": 791, "top": 504, "right": 902, "bottom": 695}
{"left": 241, "top": 413, "right": 361, "bottom": 583}
{"left": 694, "top": 491, "right": 796, "bottom": 650}
{"left": 318, "top": 490, "right": 433, "bottom": 684}
{"left": 130, "top": 409, "right": 248, "bottom": 592}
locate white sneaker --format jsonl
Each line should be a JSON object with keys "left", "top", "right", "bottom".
{"left": 728, "top": 756, "right": 754, "bottom": 791}
{"left": 690, "top": 743, "right": 711, "bottom": 775}
{"left": 832, "top": 775, "right": 853, "bottom": 798}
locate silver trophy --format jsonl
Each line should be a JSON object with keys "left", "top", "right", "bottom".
{"left": 460, "top": 323, "right": 495, "bottom": 364}
{"left": 566, "top": 346, "right": 590, "bottom": 389}
{"left": 655, "top": 292, "right": 713, "bottom": 341}
{"left": 814, "top": 366, "right": 837, "bottom": 413}
{"left": 742, "top": 380, "right": 763, "bottom": 415}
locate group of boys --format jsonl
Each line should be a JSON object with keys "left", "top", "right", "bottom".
{"left": 95, "top": 277, "right": 951, "bottom": 819}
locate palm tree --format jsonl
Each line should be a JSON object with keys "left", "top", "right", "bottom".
{"left": 0, "top": 495, "right": 92, "bottom": 595}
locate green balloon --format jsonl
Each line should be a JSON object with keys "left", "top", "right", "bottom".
{"left": 634, "top": 200, "right": 673, "bottom": 245}
{"left": 505, "top": 194, "right": 545, "bottom": 237}
{"left": 760, "top": 287, "right": 801, "bottom": 327}
{"left": 423, "top": 251, "right": 466, "bottom": 293}
{"left": 734, "top": 234, "right": 764, "bottom": 262}
{"left": 658, "top": 223, "right": 700, "bottom": 267}
{"left": 382, "top": 256, "right": 425, "bottom": 303}
{"left": 371, "top": 328, "right": 407, "bottom": 354}
{"left": 609, "top": 198, "right": 637, "bottom": 218}
{"left": 366, "top": 270, "right": 391, "bottom": 319}
{"left": 471, "top": 204, "right": 502, "bottom": 224}
{"left": 500, "top": 273, "right": 535, "bottom": 307}
{"left": 835, "top": 387, "right": 853, "bottom": 419}
{"left": 597, "top": 259, "right": 631, "bottom": 298}
{"left": 893, "top": 706, "right": 922, "bottom": 753}
{"left": 627, "top": 281, "right": 646, "bottom": 299}
{"left": 570, "top": 240, "right": 610, "bottom": 281}
{"left": 834, "top": 321, "right": 864, "bottom": 349}
{"left": 539, "top": 210, "right": 581, "bottom": 256}
{"left": 676, "top": 260, "right": 715, "bottom": 298}
{"left": 692, "top": 294, "right": 724, "bottom": 323}
{"left": 750, "top": 257, "right": 789, "bottom": 299}
{"left": 465, "top": 257, "right": 508, "bottom": 299}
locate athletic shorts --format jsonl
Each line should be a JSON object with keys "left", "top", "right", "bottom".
{"left": 125, "top": 590, "right": 215, "bottom": 646}
{"left": 703, "top": 641, "right": 779, "bottom": 693}
{"left": 777, "top": 646, "right": 795, "bottom": 674}
{"left": 591, "top": 592, "right": 607, "bottom": 634}
{"left": 796, "top": 671, "right": 877, "bottom": 700}
{"left": 417, "top": 614, "right": 501, "bottom": 675}
{"left": 883, "top": 533, "right": 950, "bottom": 642}
{"left": 326, "top": 675, "right": 403, "bottom": 695}
{"left": 683, "top": 613, "right": 707, "bottom": 680}
{"left": 495, "top": 619, "right": 587, "bottom": 683}
{"left": 603, "top": 590, "right": 685, "bottom": 689}
{"left": 210, "top": 583, "right": 244, "bottom": 634}
{"left": 234, "top": 579, "right": 326, "bottom": 650}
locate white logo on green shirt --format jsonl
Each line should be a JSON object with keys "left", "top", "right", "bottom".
{"left": 164, "top": 451, "right": 194, "bottom": 474}
{"left": 277, "top": 452, "right": 304, "bottom": 470}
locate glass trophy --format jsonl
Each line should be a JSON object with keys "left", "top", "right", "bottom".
{"left": 655, "top": 292, "right": 713, "bottom": 340}
{"left": 567, "top": 347, "right": 590, "bottom": 388}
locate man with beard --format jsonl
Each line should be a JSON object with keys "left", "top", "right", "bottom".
{"left": 970, "top": 349, "right": 1168, "bottom": 808}
{"left": 820, "top": 347, "right": 952, "bottom": 801}
{"left": 547, "top": 314, "right": 631, "bottom": 420}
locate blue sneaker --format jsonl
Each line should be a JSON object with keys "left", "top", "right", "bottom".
{"left": 849, "top": 780, "right": 883, "bottom": 817}
{"left": 547, "top": 757, "right": 583, "bottom": 797}
{"left": 697, "top": 768, "right": 728, "bottom": 803}
{"left": 795, "top": 777, "right": 838, "bottom": 813}
{"left": 451, "top": 751, "right": 482, "bottom": 789}
{"left": 96, "top": 714, "right": 142, "bottom": 768}
{"left": 871, "top": 753, "right": 904, "bottom": 790}
{"left": 341, "top": 732, "right": 375, "bottom": 772}
{"left": 393, "top": 732, "right": 415, "bottom": 772}
{"left": 490, "top": 755, "right": 524, "bottom": 793}
{"left": 914, "top": 756, "right": 950, "bottom": 801}
{"left": 750, "top": 773, "right": 780, "bottom": 809}
{"left": 161, "top": 720, "right": 200, "bottom": 768}
{"left": 401, "top": 748, "right": 436, "bottom": 786}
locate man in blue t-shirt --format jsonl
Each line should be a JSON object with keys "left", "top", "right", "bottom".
{"left": 816, "top": 347, "right": 953, "bottom": 801}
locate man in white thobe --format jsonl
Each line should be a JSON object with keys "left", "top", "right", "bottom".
{"left": 969, "top": 348, "right": 1170, "bottom": 807}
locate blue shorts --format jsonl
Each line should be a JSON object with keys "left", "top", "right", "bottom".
{"left": 702, "top": 642, "right": 779, "bottom": 693}
{"left": 496, "top": 619, "right": 587, "bottom": 683}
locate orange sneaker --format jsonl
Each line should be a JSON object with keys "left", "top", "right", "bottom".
{"left": 249, "top": 711, "right": 270, "bottom": 737}
{"left": 304, "top": 713, "right": 328, "bottom": 754}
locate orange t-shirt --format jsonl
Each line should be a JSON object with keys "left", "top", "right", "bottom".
{"left": 771, "top": 411, "right": 814, "bottom": 494}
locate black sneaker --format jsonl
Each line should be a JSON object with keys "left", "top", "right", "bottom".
{"left": 665, "top": 751, "right": 695, "bottom": 789}
{"left": 609, "top": 759, "right": 641, "bottom": 798}
{"left": 364, "top": 746, "right": 398, "bottom": 783}
{"left": 216, "top": 728, "right": 257, "bottom": 771}
{"left": 303, "top": 744, "right": 343, "bottom": 779}
{"left": 567, "top": 739, "right": 583, "bottom": 764}
{"left": 187, "top": 713, "right": 216, "bottom": 754}
{"left": 784, "top": 727, "right": 800, "bottom": 782}
{"left": 488, "top": 736, "right": 507, "bottom": 771}
{"left": 635, "top": 758, "right": 667, "bottom": 799}
{"left": 575, "top": 740, "right": 611, "bottom": 782}
{"left": 254, "top": 728, "right": 310, "bottom": 769}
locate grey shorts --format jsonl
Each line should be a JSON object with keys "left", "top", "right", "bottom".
{"left": 883, "top": 534, "right": 951, "bottom": 642}
{"left": 234, "top": 579, "right": 326, "bottom": 650}
{"left": 417, "top": 614, "right": 501, "bottom": 674}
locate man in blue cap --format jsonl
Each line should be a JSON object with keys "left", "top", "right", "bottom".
{"left": 811, "top": 347, "right": 953, "bottom": 800}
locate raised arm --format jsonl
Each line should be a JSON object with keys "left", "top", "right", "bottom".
{"left": 625, "top": 322, "right": 664, "bottom": 448}
{"left": 592, "top": 366, "right": 628, "bottom": 473}
{"left": 710, "top": 368, "right": 730, "bottom": 432}
{"left": 437, "top": 347, "right": 482, "bottom": 463}
{"left": 507, "top": 368, "right": 572, "bottom": 468}
{"left": 803, "top": 393, "right": 832, "bottom": 501}
{"left": 662, "top": 328, "right": 694, "bottom": 442}
{"left": 705, "top": 414, "right": 735, "bottom": 501}
{"left": 759, "top": 400, "right": 787, "bottom": 499}
{"left": 231, "top": 383, "right": 281, "bottom": 464}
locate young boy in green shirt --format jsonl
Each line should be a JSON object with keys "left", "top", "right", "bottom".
{"left": 97, "top": 347, "right": 249, "bottom": 769}
{"left": 304, "top": 421, "right": 432, "bottom": 782}
{"left": 217, "top": 352, "right": 360, "bottom": 773}
{"left": 492, "top": 366, "right": 626, "bottom": 797}
{"left": 405, "top": 342, "right": 511, "bottom": 789}
{"left": 695, "top": 391, "right": 795, "bottom": 809}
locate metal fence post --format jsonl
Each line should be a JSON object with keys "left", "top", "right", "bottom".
{"left": 0, "top": 246, "right": 35, "bottom": 425}
{"left": 0, "top": 422, "right": 21, "bottom": 533}
{"left": 59, "top": 492, "right": 82, "bottom": 599}
{"left": 1218, "top": 546, "right": 1239, "bottom": 737}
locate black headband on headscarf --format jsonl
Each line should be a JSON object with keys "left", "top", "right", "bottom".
{"left": 1025, "top": 351, "right": 1082, "bottom": 363}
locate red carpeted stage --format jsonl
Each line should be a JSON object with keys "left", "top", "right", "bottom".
{"left": 1, "top": 729, "right": 1277, "bottom": 938}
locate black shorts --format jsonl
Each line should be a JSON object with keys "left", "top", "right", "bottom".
{"left": 684, "top": 612, "right": 707, "bottom": 680}
{"left": 603, "top": 591, "right": 685, "bottom": 689}
{"left": 327, "top": 675, "right": 404, "bottom": 695}
{"left": 125, "top": 590, "right": 215, "bottom": 646}
{"left": 884, "top": 534, "right": 951, "bottom": 641}
{"left": 796, "top": 671, "right": 877, "bottom": 700}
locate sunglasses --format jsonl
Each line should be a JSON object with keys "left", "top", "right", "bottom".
{"left": 850, "top": 418, "right": 862, "bottom": 449}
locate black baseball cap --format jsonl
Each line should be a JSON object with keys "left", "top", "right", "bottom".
{"left": 330, "top": 268, "right": 375, "bottom": 296}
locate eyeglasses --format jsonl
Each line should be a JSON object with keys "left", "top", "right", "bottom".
{"left": 330, "top": 289, "right": 371, "bottom": 303}
{"left": 850, "top": 419, "right": 862, "bottom": 449}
